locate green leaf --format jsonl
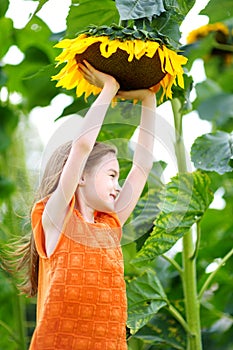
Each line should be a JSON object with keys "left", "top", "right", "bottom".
{"left": 200, "top": 0, "right": 233, "bottom": 23}
{"left": 15, "top": 16, "right": 55, "bottom": 61}
{"left": 151, "top": 10, "right": 182, "bottom": 48}
{"left": 115, "top": 0, "right": 165, "bottom": 21}
{"left": 127, "top": 269, "right": 167, "bottom": 334}
{"left": 0, "top": 176, "right": 15, "bottom": 200}
{"left": 181, "top": 34, "right": 217, "bottom": 70}
{"left": 0, "top": 17, "right": 14, "bottom": 59}
{"left": 191, "top": 131, "right": 233, "bottom": 174}
{"left": 196, "top": 93, "right": 233, "bottom": 127}
{"left": 124, "top": 162, "right": 166, "bottom": 246}
{"left": 194, "top": 79, "right": 222, "bottom": 106}
{"left": 164, "top": 0, "right": 195, "bottom": 17}
{"left": 133, "top": 309, "right": 186, "bottom": 349}
{"left": 0, "top": 106, "right": 19, "bottom": 150}
{"left": 133, "top": 171, "right": 213, "bottom": 263}
{"left": 67, "top": 0, "right": 119, "bottom": 37}
{"left": 34, "top": 0, "right": 50, "bottom": 14}
{"left": 0, "top": 0, "right": 9, "bottom": 17}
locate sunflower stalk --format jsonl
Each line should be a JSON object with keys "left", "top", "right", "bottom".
{"left": 171, "top": 98, "right": 202, "bottom": 350}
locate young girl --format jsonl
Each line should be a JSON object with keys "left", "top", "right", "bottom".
{"left": 21, "top": 61, "right": 156, "bottom": 349}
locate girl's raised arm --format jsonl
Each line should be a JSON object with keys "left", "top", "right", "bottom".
{"left": 42, "top": 61, "right": 119, "bottom": 255}
{"left": 115, "top": 89, "right": 156, "bottom": 225}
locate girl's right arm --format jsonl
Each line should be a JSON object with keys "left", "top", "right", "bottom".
{"left": 42, "top": 61, "right": 119, "bottom": 256}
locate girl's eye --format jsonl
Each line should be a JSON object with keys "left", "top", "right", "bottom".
{"left": 110, "top": 174, "right": 115, "bottom": 178}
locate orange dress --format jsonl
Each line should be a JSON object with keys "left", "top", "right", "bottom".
{"left": 29, "top": 196, "right": 127, "bottom": 350}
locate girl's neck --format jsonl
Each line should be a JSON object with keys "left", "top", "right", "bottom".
{"left": 75, "top": 193, "right": 95, "bottom": 223}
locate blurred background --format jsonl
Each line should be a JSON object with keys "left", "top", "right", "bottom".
{"left": 0, "top": 0, "right": 232, "bottom": 349}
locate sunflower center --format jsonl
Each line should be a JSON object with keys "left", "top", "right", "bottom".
{"left": 75, "top": 42, "right": 166, "bottom": 90}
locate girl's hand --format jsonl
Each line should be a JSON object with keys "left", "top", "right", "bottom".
{"left": 116, "top": 88, "right": 155, "bottom": 101}
{"left": 78, "top": 60, "right": 120, "bottom": 91}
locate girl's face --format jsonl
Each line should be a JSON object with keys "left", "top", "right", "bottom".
{"left": 81, "top": 153, "right": 121, "bottom": 213}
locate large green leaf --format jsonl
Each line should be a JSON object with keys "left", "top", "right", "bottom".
{"left": 115, "top": 0, "right": 165, "bottom": 20}
{"left": 133, "top": 171, "right": 213, "bottom": 263}
{"left": 151, "top": 10, "right": 183, "bottom": 48}
{"left": 164, "top": 0, "right": 195, "bottom": 17}
{"left": 181, "top": 34, "right": 217, "bottom": 70}
{"left": 0, "top": 17, "right": 14, "bottom": 59}
{"left": 4, "top": 56, "right": 58, "bottom": 110}
{"left": 67, "top": 0, "right": 119, "bottom": 37}
{"left": 191, "top": 131, "right": 233, "bottom": 174}
{"left": 124, "top": 162, "right": 166, "bottom": 246}
{"left": 133, "top": 309, "right": 186, "bottom": 349}
{"left": 0, "top": 0, "right": 9, "bottom": 17}
{"left": 194, "top": 79, "right": 222, "bottom": 106}
{"left": 200, "top": 0, "right": 233, "bottom": 23}
{"left": 196, "top": 93, "right": 233, "bottom": 127}
{"left": 127, "top": 269, "right": 167, "bottom": 334}
{"left": 204, "top": 57, "right": 233, "bottom": 95}
{"left": 15, "top": 16, "right": 55, "bottom": 61}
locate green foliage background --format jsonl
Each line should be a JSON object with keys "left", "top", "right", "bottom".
{"left": 0, "top": 0, "right": 233, "bottom": 349}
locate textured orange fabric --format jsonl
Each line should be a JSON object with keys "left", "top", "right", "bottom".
{"left": 29, "top": 196, "right": 127, "bottom": 350}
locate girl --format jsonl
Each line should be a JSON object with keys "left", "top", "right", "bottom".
{"left": 20, "top": 61, "right": 156, "bottom": 349}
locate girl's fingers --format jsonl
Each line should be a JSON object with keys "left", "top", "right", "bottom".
{"left": 83, "top": 60, "right": 95, "bottom": 70}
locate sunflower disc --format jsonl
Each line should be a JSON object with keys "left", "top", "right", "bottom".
{"left": 75, "top": 42, "right": 166, "bottom": 90}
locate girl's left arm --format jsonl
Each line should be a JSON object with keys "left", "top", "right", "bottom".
{"left": 115, "top": 90, "right": 156, "bottom": 225}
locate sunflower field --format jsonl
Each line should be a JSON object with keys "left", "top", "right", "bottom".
{"left": 0, "top": 0, "right": 233, "bottom": 349}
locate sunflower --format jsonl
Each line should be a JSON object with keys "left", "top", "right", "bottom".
{"left": 186, "top": 23, "right": 229, "bottom": 44}
{"left": 52, "top": 25, "right": 187, "bottom": 102}
{"left": 187, "top": 22, "right": 233, "bottom": 66}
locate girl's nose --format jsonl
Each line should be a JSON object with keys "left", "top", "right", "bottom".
{"left": 116, "top": 182, "right": 122, "bottom": 193}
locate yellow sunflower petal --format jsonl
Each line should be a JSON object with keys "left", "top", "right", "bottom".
{"left": 169, "top": 49, "right": 187, "bottom": 73}
{"left": 76, "top": 78, "right": 89, "bottom": 98}
{"left": 162, "top": 46, "right": 174, "bottom": 76}
{"left": 177, "top": 71, "right": 184, "bottom": 89}
{"left": 158, "top": 47, "right": 166, "bottom": 73}
{"left": 84, "top": 83, "right": 94, "bottom": 101}
{"left": 54, "top": 38, "right": 73, "bottom": 49}
{"left": 65, "top": 68, "right": 83, "bottom": 90}
{"left": 160, "top": 74, "right": 174, "bottom": 100}
{"left": 134, "top": 40, "right": 146, "bottom": 60}
{"left": 126, "top": 41, "right": 135, "bottom": 62}
{"left": 145, "top": 41, "right": 159, "bottom": 58}
{"left": 100, "top": 39, "right": 119, "bottom": 58}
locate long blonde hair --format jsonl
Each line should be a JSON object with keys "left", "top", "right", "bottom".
{"left": 16, "top": 141, "right": 117, "bottom": 297}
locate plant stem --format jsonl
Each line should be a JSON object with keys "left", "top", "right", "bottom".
{"left": 213, "top": 42, "right": 233, "bottom": 52}
{"left": 198, "top": 247, "right": 233, "bottom": 300}
{"left": 190, "top": 221, "right": 201, "bottom": 260}
{"left": 166, "top": 304, "right": 191, "bottom": 335}
{"left": 162, "top": 254, "right": 183, "bottom": 276}
{"left": 171, "top": 98, "right": 202, "bottom": 350}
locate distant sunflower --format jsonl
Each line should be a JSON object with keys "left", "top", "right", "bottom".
{"left": 52, "top": 25, "right": 187, "bottom": 102}
{"left": 187, "top": 22, "right": 233, "bottom": 65}
{"left": 186, "top": 23, "right": 229, "bottom": 44}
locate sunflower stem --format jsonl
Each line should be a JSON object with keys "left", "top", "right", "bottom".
{"left": 171, "top": 98, "right": 203, "bottom": 350}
